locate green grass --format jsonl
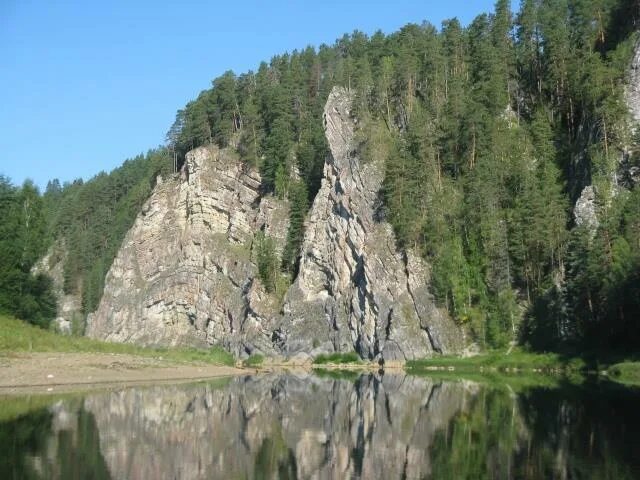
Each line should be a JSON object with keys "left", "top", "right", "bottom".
{"left": 312, "top": 352, "right": 362, "bottom": 365}
{"left": 0, "top": 315, "right": 235, "bottom": 366}
{"left": 406, "top": 348, "right": 586, "bottom": 374}
{"left": 608, "top": 362, "right": 640, "bottom": 386}
{"left": 409, "top": 368, "right": 581, "bottom": 391}
{"left": 243, "top": 354, "right": 264, "bottom": 367}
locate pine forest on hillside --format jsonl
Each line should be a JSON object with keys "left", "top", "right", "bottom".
{"left": 1, "top": 0, "right": 639, "bottom": 354}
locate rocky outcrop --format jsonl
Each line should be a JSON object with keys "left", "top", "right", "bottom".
{"left": 279, "top": 88, "right": 462, "bottom": 360}
{"left": 627, "top": 38, "right": 640, "bottom": 127}
{"left": 86, "top": 87, "right": 463, "bottom": 359}
{"left": 32, "top": 241, "right": 81, "bottom": 334}
{"left": 572, "top": 38, "right": 640, "bottom": 231}
{"left": 623, "top": 38, "right": 640, "bottom": 187}
{"left": 573, "top": 185, "right": 599, "bottom": 233}
{"left": 86, "top": 146, "right": 289, "bottom": 353}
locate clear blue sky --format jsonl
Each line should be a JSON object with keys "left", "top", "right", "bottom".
{"left": 0, "top": 0, "right": 502, "bottom": 190}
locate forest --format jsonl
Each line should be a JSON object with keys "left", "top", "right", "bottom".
{"left": 1, "top": 0, "right": 638, "bottom": 354}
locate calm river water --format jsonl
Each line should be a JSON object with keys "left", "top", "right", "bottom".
{"left": 1, "top": 372, "right": 639, "bottom": 479}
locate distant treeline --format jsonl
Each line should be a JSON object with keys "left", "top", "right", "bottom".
{"left": 0, "top": 150, "right": 172, "bottom": 330}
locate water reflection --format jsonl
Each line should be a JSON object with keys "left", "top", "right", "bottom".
{"left": 1, "top": 373, "right": 639, "bottom": 479}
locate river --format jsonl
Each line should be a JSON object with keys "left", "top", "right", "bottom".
{"left": 1, "top": 372, "right": 638, "bottom": 479}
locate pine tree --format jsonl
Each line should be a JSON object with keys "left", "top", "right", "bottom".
{"left": 281, "top": 181, "right": 309, "bottom": 274}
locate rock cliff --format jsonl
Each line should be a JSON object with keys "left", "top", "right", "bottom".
{"left": 86, "top": 87, "right": 463, "bottom": 359}
{"left": 279, "top": 88, "right": 462, "bottom": 360}
{"left": 32, "top": 241, "right": 81, "bottom": 334}
{"left": 85, "top": 146, "right": 288, "bottom": 353}
{"left": 623, "top": 38, "right": 640, "bottom": 187}
{"left": 573, "top": 38, "right": 640, "bottom": 229}
{"left": 626, "top": 38, "right": 640, "bottom": 127}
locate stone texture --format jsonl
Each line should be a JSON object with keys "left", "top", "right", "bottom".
{"left": 31, "top": 241, "right": 81, "bottom": 334}
{"left": 574, "top": 185, "right": 599, "bottom": 233}
{"left": 279, "top": 87, "right": 462, "bottom": 360}
{"left": 85, "top": 146, "right": 288, "bottom": 355}
{"left": 86, "top": 87, "right": 463, "bottom": 359}
{"left": 622, "top": 38, "right": 640, "bottom": 188}
{"left": 626, "top": 38, "right": 640, "bottom": 127}
{"left": 53, "top": 317, "right": 72, "bottom": 335}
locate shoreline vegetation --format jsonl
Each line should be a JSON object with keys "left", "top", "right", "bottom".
{"left": 0, "top": 315, "right": 234, "bottom": 366}
{"left": 2, "top": 315, "right": 639, "bottom": 393}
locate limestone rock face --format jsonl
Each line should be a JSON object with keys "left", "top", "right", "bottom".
{"left": 31, "top": 242, "right": 81, "bottom": 334}
{"left": 627, "top": 38, "right": 640, "bottom": 126}
{"left": 280, "top": 87, "right": 462, "bottom": 360}
{"left": 86, "top": 87, "right": 463, "bottom": 358}
{"left": 623, "top": 39, "right": 640, "bottom": 187}
{"left": 572, "top": 39, "right": 640, "bottom": 231}
{"left": 574, "top": 185, "right": 599, "bottom": 233}
{"left": 85, "top": 146, "right": 288, "bottom": 354}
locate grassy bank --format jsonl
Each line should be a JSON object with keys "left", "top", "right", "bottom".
{"left": 406, "top": 349, "right": 587, "bottom": 375}
{"left": 409, "top": 369, "right": 575, "bottom": 391}
{"left": 242, "top": 354, "right": 264, "bottom": 367}
{"left": 0, "top": 315, "right": 234, "bottom": 366}
{"left": 406, "top": 349, "right": 640, "bottom": 388}
{"left": 312, "top": 352, "right": 362, "bottom": 365}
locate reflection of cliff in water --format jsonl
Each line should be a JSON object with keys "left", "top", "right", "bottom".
{"left": 84, "top": 374, "right": 477, "bottom": 479}
{"left": 1, "top": 374, "right": 639, "bottom": 479}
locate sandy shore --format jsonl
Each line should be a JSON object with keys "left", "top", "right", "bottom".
{"left": 0, "top": 352, "right": 246, "bottom": 395}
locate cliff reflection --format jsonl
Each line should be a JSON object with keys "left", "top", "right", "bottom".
{"left": 83, "top": 374, "right": 475, "bottom": 479}
{"left": 1, "top": 373, "right": 639, "bottom": 479}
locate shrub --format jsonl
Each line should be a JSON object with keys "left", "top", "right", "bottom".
{"left": 243, "top": 354, "right": 264, "bottom": 367}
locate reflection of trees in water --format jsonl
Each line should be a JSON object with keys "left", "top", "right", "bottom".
{"left": 1, "top": 375, "right": 639, "bottom": 479}
{"left": 430, "top": 387, "right": 528, "bottom": 479}
{"left": 517, "top": 382, "right": 640, "bottom": 480}
{"left": 253, "top": 424, "right": 297, "bottom": 480}
{"left": 429, "top": 381, "right": 640, "bottom": 480}
{"left": 0, "top": 408, "right": 52, "bottom": 479}
{"left": 0, "top": 401, "right": 110, "bottom": 480}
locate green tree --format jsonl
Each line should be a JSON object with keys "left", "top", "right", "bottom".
{"left": 281, "top": 181, "right": 309, "bottom": 274}
{"left": 256, "top": 232, "right": 278, "bottom": 293}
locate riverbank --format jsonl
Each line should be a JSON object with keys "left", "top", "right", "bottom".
{"left": 3, "top": 316, "right": 639, "bottom": 393}
{"left": 0, "top": 315, "right": 235, "bottom": 365}
{"left": 406, "top": 349, "right": 640, "bottom": 387}
{"left": 0, "top": 315, "right": 243, "bottom": 394}
{"left": 0, "top": 352, "right": 244, "bottom": 395}
{"left": 406, "top": 349, "right": 587, "bottom": 374}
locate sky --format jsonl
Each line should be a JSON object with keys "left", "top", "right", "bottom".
{"left": 0, "top": 0, "right": 502, "bottom": 190}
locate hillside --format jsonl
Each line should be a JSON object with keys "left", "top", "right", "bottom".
{"left": 1, "top": 0, "right": 639, "bottom": 359}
